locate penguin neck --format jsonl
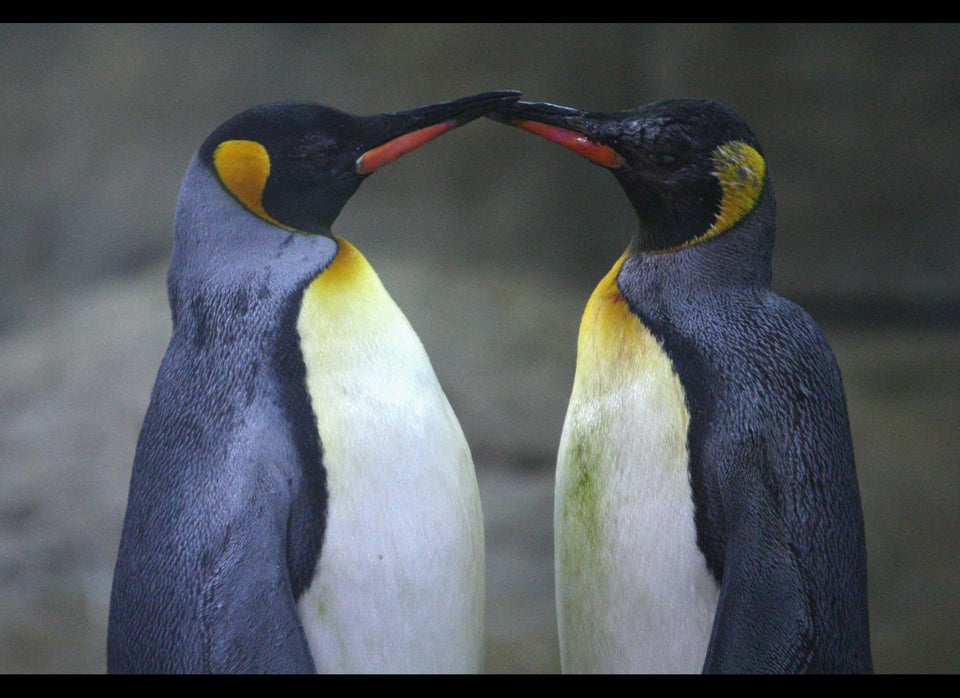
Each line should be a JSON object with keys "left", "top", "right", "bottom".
{"left": 622, "top": 191, "right": 776, "bottom": 307}
{"left": 169, "top": 159, "right": 338, "bottom": 320}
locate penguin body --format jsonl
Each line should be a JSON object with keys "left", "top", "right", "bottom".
{"left": 295, "top": 238, "right": 483, "bottom": 672}
{"left": 489, "top": 98, "right": 872, "bottom": 673}
{"left": 108, "top": 92, "right": 519, "bottom": 673}
{"left": 555, "top": 254, "right": 718, "bottom": 673}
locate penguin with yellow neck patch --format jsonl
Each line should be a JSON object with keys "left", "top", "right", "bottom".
{"left": 488, "top": 98, "right": 872, "bottom": 673}
{"left": 108, "top": 91, "right": 520, "bottom": 673}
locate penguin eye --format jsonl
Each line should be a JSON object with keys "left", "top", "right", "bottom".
{"left": 294, "top": 133, "right": 341, "bottom": 159}
{"left": 655, "top": 152, "right": 679, "bottom": 168}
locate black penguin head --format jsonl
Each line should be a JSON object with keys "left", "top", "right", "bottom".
{"left": 488, "top": 98, "right": 770, "bottom": 253}
{"left": 199, "top": 91, "right": 521, "bottom": 234}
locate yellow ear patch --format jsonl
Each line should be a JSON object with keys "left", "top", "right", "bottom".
{"left": 707, "top": 141, "right": 765, "bottom": 239}
{"left": 213, "top": 139, "right": 284, "bottom": 227}
{"left": 680, "top": 140, "right": 765, "bottom": 249}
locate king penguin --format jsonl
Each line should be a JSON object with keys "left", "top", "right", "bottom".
{"left": 107, "top": 91, "right": 521, "bottom": 674}
{"left": 487, "top": 98, "right": 872, "bottom": 673}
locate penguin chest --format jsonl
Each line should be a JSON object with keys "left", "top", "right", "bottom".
{"left": 554, "top": 260, "right": 719, "bottom": 673}
{"left": 294, "top": 241, "right": 484, "bottom": 673}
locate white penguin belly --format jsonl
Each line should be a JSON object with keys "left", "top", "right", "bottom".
{"left": 295, "top": 240, "right": 484, "bottom": 673}
{"left": 554, "top": 257, "right": 719, "bottom": 674}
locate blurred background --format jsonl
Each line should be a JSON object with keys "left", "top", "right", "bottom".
{"left": 0, "top": 23, "right": 957, "bottom": 673}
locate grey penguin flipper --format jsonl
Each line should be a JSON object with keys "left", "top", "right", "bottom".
{"left": 703, "top": 304, "right": 868, "bottom": 672}
{"left": 194, "top": 420, "right": 318, "bottom": 673}
{"left": 109, "top": 369, "right": 319, "bottom": 673}
{"left": 703, "top": 442, "right": 815, "bottom": 673}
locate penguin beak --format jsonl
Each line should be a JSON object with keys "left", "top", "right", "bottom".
{"left": 486, "top": 100, "right": 625, "bottom": 169}
{"left": 356, "top": 90, "right": 522, "bottom": 174}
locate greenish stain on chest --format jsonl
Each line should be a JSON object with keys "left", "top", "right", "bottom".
{"left": 555, "top": 248, "right": 700, "bottom": 671}
{"left": 560, "top": 432, "right": 604, "bottom": 548}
